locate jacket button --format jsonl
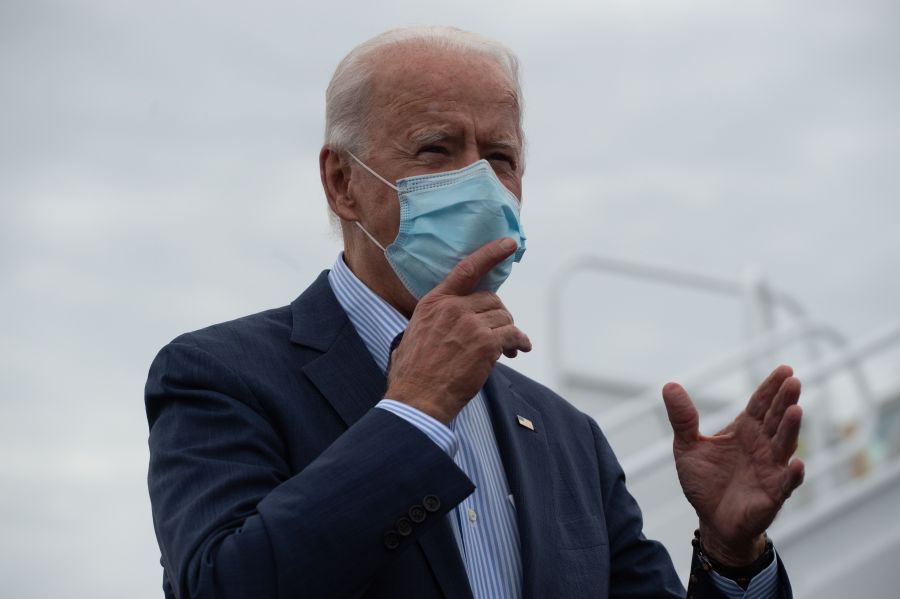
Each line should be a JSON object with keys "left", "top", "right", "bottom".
{"left": 396, "top": 517, "right": 413, "bottom": 536}
{"left": 423, "top": 495, "right": 441, "bottom": 512}
{"left": 409, "top": 505, "right": 426, "bottom": 523}
{"left": 383, "top": 531, "right": 400, "bottom": 550}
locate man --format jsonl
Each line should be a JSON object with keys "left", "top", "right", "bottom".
{"left": 146, "top": 26, "right": 805, "bottom": 598}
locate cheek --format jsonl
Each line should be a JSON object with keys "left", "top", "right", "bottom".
{"left": 501, "top": 175, "right": 523, "bottom": 203}
{"left": 382, "top": 203, "right": 401, "bottom": 239}
{"left": 370, "top": 188, "right": 401, "bottom": 240}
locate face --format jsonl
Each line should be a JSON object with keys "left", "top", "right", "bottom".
{"left": 323, "top": 43, "right": 523, "bottom": 314}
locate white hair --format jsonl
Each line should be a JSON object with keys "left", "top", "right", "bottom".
{"left": 324, "top": 26, "right": 524, "bottom": 159}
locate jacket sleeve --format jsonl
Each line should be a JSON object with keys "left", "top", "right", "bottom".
{"left": 587, "top": 416, "right": 793, "bottom": 599}
{"left": 586, "top": 416, "right": 687, "bottom": 598}
{"left": 145, "top": 339, "right": 475, "bottom": 599}
{"left": 686, "top": 548, "right": 793, "bottom": 598}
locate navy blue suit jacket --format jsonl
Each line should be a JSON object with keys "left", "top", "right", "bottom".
{"left": 145, "top": 271, "right": 792, "bottom": 598}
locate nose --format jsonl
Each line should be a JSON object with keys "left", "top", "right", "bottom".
{"left": 459, "top": 143, "right": 481, "bottom": 168}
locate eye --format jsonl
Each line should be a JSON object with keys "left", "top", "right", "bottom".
{"left": 489, "top": 152, "right": 517, "bottom": 170}
{"left": 419, "top": 145, "right": 449, "bottom": 156}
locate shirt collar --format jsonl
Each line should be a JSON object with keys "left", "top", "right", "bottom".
{"left": 327, "top": 253, "right": 408, "bottom": 374}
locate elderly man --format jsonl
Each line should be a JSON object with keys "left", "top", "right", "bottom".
{"left": 145, "top": 26, "right": 804, "bottom": 599}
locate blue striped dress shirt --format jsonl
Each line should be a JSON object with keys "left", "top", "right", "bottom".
{"left": 327, "top": 253, "right": 778, "bottom": 598}
{"left": 328, "top": 254, "right": 522, "bottom": 598}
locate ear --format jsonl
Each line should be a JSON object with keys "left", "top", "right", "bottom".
{"left": 319, "top": 145, "right": 359, "bottom": 222}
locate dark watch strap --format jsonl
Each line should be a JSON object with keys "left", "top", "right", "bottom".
{"left": 692, "top": 529, "right": 775, "bottom": 590}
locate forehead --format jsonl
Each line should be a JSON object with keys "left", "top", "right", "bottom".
{"left": 367, "top": 44, "right": 521, "bottom": 145}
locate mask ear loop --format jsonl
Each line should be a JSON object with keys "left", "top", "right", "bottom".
{"left": 354, "top": 221, "right": 387, "bottom": 252}
{"left": 347, "top": 151, "right": 399, "bottom": 191}
{"left": 345, "top": 151, "right": 397, "bottom": 253}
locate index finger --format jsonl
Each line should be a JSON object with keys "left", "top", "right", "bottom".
{"left": 431, "top": 237, "right": 518, "bottom": 297}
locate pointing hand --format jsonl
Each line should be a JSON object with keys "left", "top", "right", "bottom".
{"left": 386, "top": 238, "right": 532, "bottom": 424}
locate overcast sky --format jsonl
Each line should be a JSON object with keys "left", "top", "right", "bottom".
{"left": 2, "top": 1, "right": 898, "bottom": 597}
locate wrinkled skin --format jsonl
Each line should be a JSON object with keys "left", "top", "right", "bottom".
{"left": 663, "top": 366, "right": 805, "bottom": 564}
{"left": 319, "top": 44, "right": 531, "bottom": 425}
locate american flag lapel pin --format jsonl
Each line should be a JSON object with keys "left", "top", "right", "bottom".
{"left": 516, "top": 414, "right": 535, "bottom": 431}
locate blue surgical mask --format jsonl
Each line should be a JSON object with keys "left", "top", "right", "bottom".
{"left": 348, "top": 152, "right": 527, "bottom": 299}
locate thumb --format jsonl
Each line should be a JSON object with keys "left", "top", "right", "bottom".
{"left": 431, "top": 237, "right": 518, "bottom": 297}
{"left": 662, "top": 382, "right": 700, "bottom": 447}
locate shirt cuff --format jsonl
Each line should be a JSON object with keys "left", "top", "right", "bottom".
{"left": 376, "top": 399, "right": 459, "bottom": 457}
{"left": 708, "top": 548, "right": 780, "bottom": 598}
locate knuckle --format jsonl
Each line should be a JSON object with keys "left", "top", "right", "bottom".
{"left": 500, "top": 328, "right": 519, "bottom": 347}
{"left": 459, "top": 306, "right": 479, "bottom": 324}
{"left": 484, "top": 291, "right": 503, "bottom": 307}
{"left": 455, "top": 259, "right": 477, "bottom": 281}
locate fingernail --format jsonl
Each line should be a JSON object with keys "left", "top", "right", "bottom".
{"left": 499, "top": 238, "right": 516, "bottom": 251}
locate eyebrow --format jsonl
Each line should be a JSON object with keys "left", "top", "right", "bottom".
{"left": 408, "top": 130, "right": 521, "bottom": 155}
{"left": 487, "top": 138, "right": 521, "bottom": 153}
{"left": 408, "top": 129, "right": 456, "bottom": 147}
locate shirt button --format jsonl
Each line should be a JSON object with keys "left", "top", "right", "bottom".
{"left": 467, "top": 508, "right": 477, "bottom": 523}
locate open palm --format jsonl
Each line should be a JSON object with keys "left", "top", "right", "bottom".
{"left": 663, "top": 365, "right": 805, "bottom": 564}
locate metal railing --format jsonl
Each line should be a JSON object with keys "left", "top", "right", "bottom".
{"left": 548, "top": 255, "right": 874, "bottom": 410}
{"left": 548, "top": 253, "right": 900, "bottom": 494}
{"left": 617, "top": 320, "right": 900, "bottom": 482}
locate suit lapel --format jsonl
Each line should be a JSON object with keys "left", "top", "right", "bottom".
{"left": 290, "top": 271, "right": 472, "bottom": 597}
{"left": 302, "top": 323, "right": 387, "bottom": 427}
{"left": 291, "top": 271, "right": 386, "bottom": 427}
{"left": 484, "top": 368, "right": 555, "bottom": 599}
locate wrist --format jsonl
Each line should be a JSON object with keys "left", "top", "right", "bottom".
{"left": 693, "top": 528, "right": 774, "bottom": 590}
{"left": 691, "top": 529, "right": 775, "bottom": 591}
{"left": 384, "top": 386, "right": 456, "bottom": 426}
{"left": 696, "top": 523, "right": 766, "bottom": 567}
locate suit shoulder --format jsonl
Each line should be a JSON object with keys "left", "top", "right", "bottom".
{"left": 495, "top": 363, "right": 561, "bottom": 398}
{"left": 162, "top": 304, "right": 293, "bottom": 362}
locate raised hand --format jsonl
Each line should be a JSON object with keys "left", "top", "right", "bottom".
{"left": 386, "top": 237, "right": 532, "bottom": 424}
{"left": 662, "top": 365, "right": 805, "bottom": 565}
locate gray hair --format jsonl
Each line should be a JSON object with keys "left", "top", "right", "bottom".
{"left": 324, "top": 26, "right": 524, "bottom": 160}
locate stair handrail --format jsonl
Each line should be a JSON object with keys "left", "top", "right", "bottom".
{"left": 548, "top": 254, "right": 875, "bottom": 429}
{"left": 619, "top": 319, "right": 900, "bottom": 484}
